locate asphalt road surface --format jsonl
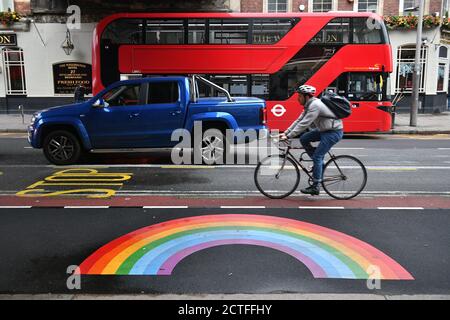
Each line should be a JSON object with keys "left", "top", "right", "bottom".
{"left": 0, "top": 133, "right": 449, "bottom": 297}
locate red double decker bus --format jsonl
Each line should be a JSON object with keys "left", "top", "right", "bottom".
{"left": 92, "top": 12, "right": 393, "bottom": 132}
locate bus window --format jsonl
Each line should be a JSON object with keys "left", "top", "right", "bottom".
{"left": 188, "top": 19, "right": 206, "bottom": 44}
{"left": 252, "top": 18, "right": 299, "bottom": 44}
{"left": 352, "top": 18, "right": 385, "bottom": 44}
{"left": 145, "top": 19, "right": 185, "bottom": 44}
{"left": 310, "top": 18, "right": 350, "bottom": 45}
{"left": 251, "top": 74, "right": 270, "bottom": 99}
{"left": 209, "top": 19, "right": 250, "bottom": 44}
{"left": 101, "top": 19, "right": 144, "bottom": 44}
{"left": 346, "top": 73, "right": 386, "bottom": 101}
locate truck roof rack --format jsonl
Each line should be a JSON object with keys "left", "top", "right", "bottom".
{"left": 190, "top": 75, "right": 235, "bottom": 103}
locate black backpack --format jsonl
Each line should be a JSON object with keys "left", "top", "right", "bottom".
{"left": 320, "top": 92, "right": 352, "bottom": 119}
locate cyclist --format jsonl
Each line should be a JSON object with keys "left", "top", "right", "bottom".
{"left": 279, "top": 85, "right": 344, "bottom": 196}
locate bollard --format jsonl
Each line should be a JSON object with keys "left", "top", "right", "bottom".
{"left": 18, "top": 105, "right": 24, "bottom": 124}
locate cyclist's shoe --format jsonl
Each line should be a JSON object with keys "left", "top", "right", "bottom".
{"left": 301, "top": 185, "right": 320, "bottom": 196}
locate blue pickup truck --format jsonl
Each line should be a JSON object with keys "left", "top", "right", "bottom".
{"left": 28, "top": 76, "right": 267, "bottom": 165}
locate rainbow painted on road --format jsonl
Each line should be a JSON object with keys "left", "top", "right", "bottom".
{"left": 79, "top": 214, "right": 413, "bottom": 280}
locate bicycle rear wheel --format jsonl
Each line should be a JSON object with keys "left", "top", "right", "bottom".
{"left": 322, "top": 155, "right": 367, "bottom": 200}
{"left": 254, "top": 155, "right": 300, "bottom": 199}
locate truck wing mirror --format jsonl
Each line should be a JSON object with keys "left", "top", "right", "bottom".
{"left": 93, "top": 98, "right": 108, "bottom": 108}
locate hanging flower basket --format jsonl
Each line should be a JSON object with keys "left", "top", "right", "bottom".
{"left": 384, "top": 14, "right": 441, "bottom": 30}
{"left": 0, "top": 10, "right": 21, "bottom": 26}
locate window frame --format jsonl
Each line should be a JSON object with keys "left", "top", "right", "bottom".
{"left": 264, "top": 0, "right": 292, "bottom": 13}
{"left": 101, "top": 17, "right": 300, "bottom": 46}
{"left": 2, "top": 47, "right": 27, "bottom": 96}
{"left": 437, "top": 46, "right": 449, "bottom": 93}
{"left": 399, "top": 0, "right": 418, "bottom": 15}
{"left": 353, "top": 0, "right": 381, "bottom": 14}
{"left": 145, "top": 81, "right": 181, "bottom": 105}
{"left": 0, "top": 0, "right": 15, "bottom": 12}
{"left": 308, "top": 0, "right": 337, "bottom": 13}
{"left": 395, "top": 44, "right": 427, "bottom": 93}
{"left": 101, "top": 83, "right": 145, "bottom": 107}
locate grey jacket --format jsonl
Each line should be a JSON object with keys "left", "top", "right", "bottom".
{"left": 285, "top": 97, "right": 343, "bottom": 139}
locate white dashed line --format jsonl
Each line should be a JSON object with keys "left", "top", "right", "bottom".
{"left": 0, "top": 206, "right": 32, "bottom": 209}
{"left": 143, "top": 206, "right": 189, "bottom": 209}
{"left": 220, "top": 206, "right": 266, "bottom": 209}
{"left": 299, "top": 206, "right": 345, "bottom": 210}
{"left": 63, "top": 206, "right": 110, "bottom": 209}
{"left": 377, "top": 207, "right": 424, "bottom": 210}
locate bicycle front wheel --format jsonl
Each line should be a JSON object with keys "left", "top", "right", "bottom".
{"left": 254, "top": 155, "right": 300, "bottom": 199}
{"left": 322, "top": 155, "right": 367, "bottom": 200}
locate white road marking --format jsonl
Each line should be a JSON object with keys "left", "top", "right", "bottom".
{"left": 1, "top": 164, "right": 450, "bottom": 170}
{"left": 0, "top": 206, "right": 32, "bottom": 209}
{"left": 377, "top": 207, "right": 424, "bottom": 210}
{"left": 143, "top": 206, "right": 188, "bottom": 209}
{"left": 63, "top": 206, "right": 110, "bottom": 209}
{"left": 220, "top": 206, "right": 266, "bottom": 209}
{"left": 299, "top": 206, "right": 345, "bottom": 210}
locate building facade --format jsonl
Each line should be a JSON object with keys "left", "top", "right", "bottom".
{"left": 1, "top": 0, "right": 449, "bottom": 113}
{"left": 239, "top": 0, "right": 450, "bottom": 113}
{"left": 0, "top": 0, "right": 231, "bottom": 113}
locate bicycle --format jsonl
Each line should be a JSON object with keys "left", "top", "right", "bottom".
{"left": 254, "top": 137, "right": 367, "bottom": 200}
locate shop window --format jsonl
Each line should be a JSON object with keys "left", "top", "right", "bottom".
{"left": 439, "top": 46, "right": 448, "bottom": 59}
{"left": 437, "top": 63, "right": 446, "bottom": 92}
{"left": 2, "top": 47, "right": 26, "bottom": 95}
{"left": 396, "top": 44, "right": 426, "bottom": 93}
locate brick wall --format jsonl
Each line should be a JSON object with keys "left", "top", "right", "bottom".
{"left": 14, "top": 0, "right": 31, "bottom": 15}
{"left": 429, "top": 0, "right": 442, "bottom": 15}
{"left": 292, "top": 0, "right": 308, "bottom": 12}
{"left": 338, "top": 0, "right": 353, "bottom": 11}
{"left": 384, "top": 0, "right": 399, "bottom": 16}
{"left": 240, "top": 0, "right": 263, "bottom": 12}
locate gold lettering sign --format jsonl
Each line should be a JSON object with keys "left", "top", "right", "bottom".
{"left": 53, "top": 62, "right": 92, "bottom": 94}
{"left": 0, "top": 34, "right": 17, "bottom": 46}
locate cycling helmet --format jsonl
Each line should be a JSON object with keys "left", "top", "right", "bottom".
{"left": 296, "top": 85, "right": 316, "bottom": 95}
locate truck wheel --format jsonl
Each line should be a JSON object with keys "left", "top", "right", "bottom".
{"left": 194, "top": 128, "right": 229, "bottom": 165}
{"left": 43, "top": 130, "right": 82, "bottom": 165}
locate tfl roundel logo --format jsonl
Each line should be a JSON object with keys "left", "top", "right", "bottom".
{"left": 271, "top": 104, "right": 286, "bottom": 117}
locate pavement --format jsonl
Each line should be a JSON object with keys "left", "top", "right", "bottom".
{"left": 1, "top": 112, "right": 450, "bottom": 134}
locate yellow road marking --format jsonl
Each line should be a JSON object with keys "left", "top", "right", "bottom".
{"left": 16, "top": 168, "right": 133, "bottom": 198}
{"left": 16, "top": 189, "right": 116, "bottom": 199}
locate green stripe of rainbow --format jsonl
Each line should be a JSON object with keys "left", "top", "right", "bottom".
{"left": 79, "top": 214, "right": 413, "bottom": 279}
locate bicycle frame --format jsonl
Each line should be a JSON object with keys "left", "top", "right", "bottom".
{"left": 274, "top": 140, "right": 347, "bottom": 185}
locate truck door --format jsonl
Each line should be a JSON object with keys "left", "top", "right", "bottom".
{"left": 83, "top": 82, "right": 147, "bottom": 149}
{"left": 135, "top": 81, "right": 186, "bottom": 148}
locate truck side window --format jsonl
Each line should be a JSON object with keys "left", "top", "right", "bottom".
{"left": 103, "top": 84, "right": 141, "bottom": 106}
{"left": 148, "top": 82, "right": 179, "bottom": 104}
